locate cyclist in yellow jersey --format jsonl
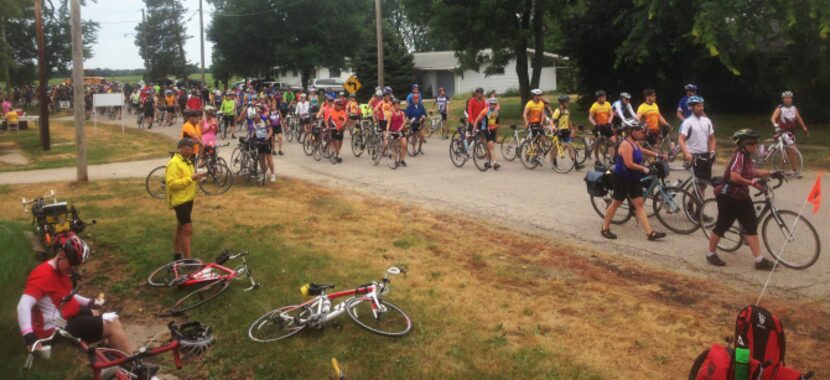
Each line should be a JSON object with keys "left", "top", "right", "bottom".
{"left": 523, "top": 89, "right": 547, "bottom": 143}
{"left": 637, "top": 88, "right": 671, "bottom": 147}
{"left": 589, "top": 90, "right": 615, "bottom": 141}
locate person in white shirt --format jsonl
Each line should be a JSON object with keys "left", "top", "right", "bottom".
{"left": 295, "top": 93, "right": 311, "bottom": 134}
{"left": 678, "top": 95, "right": 716, "bottom": 194}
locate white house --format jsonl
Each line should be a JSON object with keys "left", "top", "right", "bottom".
{"left": 272, "top": 66, "right": 354, "bottom": 86}
{"left": 412, "top": 49, "right": 567, "bottom": 98}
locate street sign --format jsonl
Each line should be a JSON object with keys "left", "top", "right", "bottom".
{"left": 344, "top": 75, "right": 362, "bottom": 94}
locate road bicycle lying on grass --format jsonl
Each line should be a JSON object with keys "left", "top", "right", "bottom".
{"left": 248, "top": 266, "right": 412, "bottom": 342}
{"left": 22, "top": 190, "right": 96, "bottom": 260}
{"left": 148, "top": 250, "right": 261, "bottom": 316}
{"left": 25, "top": 275, "right": 214, "bottom": 380}
{"left": 697, "top": 176, "right": 820, "bottom": 269}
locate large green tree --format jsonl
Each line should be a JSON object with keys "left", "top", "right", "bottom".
{"left": 351, "top": 22, "right": 415, "bottom": 101}
{"left": 135, "top": 0, "right": 190, "bottom": 82}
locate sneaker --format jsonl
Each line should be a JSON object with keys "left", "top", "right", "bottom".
{"left": 400, "top": 161, "right": 407, "bottom": 167}
{"left": 484, "top": 162, "right": 491, "bottom": 169}
{"left": 336, "top": 157, "right": 343, "bottom": 163}
{"left": 647, "top": 231, "right": 667, "bottom": 241}
{"left": 231, "top": 133, "right": 236, "bottom": 138}
{"left": 493, "top": 163, "right": 501, "bottom": 170}
{"left": 755, "top": 258, "right": 775, "bottom": 270}
{"left": 270, "top": 174, "right": 276, "bottom": 182}
{"left": 279, "top": 151, "right": 284, "bottom": 156}
{"left": 272, "top": 151, "right": 277, "bottom": 156}
{"left": 706, "top": 253, "right": 726, "bottom": 267}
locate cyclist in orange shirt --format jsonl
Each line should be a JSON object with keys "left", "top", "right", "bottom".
{"left": 637, "top": 88, "right": 672, "bottom": 147}
{"left": 589, "top": 90, "right": 615, "bottom": 141}
{"left": 346, "top": 93, "right": 361, "bottom": 134}
{"left": 328, "top": 99, "right": 349, "bottom": 164}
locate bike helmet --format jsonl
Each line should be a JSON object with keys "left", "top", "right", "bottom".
{"left": 349, "top": 93, "right": 356, "bottom": 98}
{"left": 732, "top": 128, "right": 760, "bottom": 145}
{"left": 488, "top": 98, "right": 499, "bottom": 105}
{"left": 411, "top": 83, "right": 419, "bottom": 89}
{"left": 621, "top": 118, "right": 644, "bottom": 130}
{"left": 246, "top": 107, "right": 257, "bottom": 119}
{"left": 204, "top": 105, "right": 216, "bottom": 114}
{"left": 174, "top": 322, "right": 214, "bottom": 356}
{"left": 687, "top": 95, "right": 704, "bottom": 105}
{"left": 474, "top": 87, "right": 484, "bottom": 93}
{"left": 338, "top": 91, "right": 345, "bottom": 97}
{"left": 334, "top": 99, "right": 345, "bottom": 106}
{"left": 595, "top": 90, "right": 607, "bottom": 97}
{"left": 184, "top": 109, "right": 201, "bottom": 118}
{"left": 383, "top": 86, "right": 393, "bottom": 95}
{"left": 374, "top": 90, "right": 383, "bottom": 97}
{"left": 781, "top": 90, "right": 794, "bottom": 99}
{"left": 557, "top": 95, "right": 570, "bottom": 103}
{"left": 55, "top": 232, "right": 90, "bottom": 266}
{"left": 684, "top": 83, "right": 698, "bottom": 92}
{"left": 530, "top": 89, "right": 543, "bottom": 96}
{"left": 619, "top": 92, "right": 631, "bottom": 100}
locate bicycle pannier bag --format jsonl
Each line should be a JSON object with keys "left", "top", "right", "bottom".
{"left": 585, "top": 170, "right": 608, "bottom": 196}
{"left": 654, "top": 160, "right": 670, "bottom": 179}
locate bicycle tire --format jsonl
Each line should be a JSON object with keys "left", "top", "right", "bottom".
{"left": 590, "top": 193, "right": 632, "bottom": 225}
{"left": 387, "top": 141, "right": 400, "bottom": 169}
{"left": 698, "top": 198, "right": 743, "bottom": 252}
{"left": 199, "top": 161, "right": 233, "bottom": 195}
{"left": 449, "top": 131, "right": 468, "bottom": 168}
{"left": 572, "top": 136, "right": 589, "bottom": 165}
{"left": 145, "top": 166, "right": 168, "bottom": 199}
{"left": 230, "top": 148, "right": 244, "bottom": 175}
{"left": 371, "top": 138, "right": 383, "bottom": 166}
{"left": 518, "top": 140, "right": 541, "bottom": 170}
{"left": 312, "top": 140, "right": 323, "bottom": 161}
{"left": 769, "top": 145, "right": 803, "bottom": 178}
{"left": 248, "top": 304, "right": 309, "bottom": 342}
{"left": 169, "top": 280, "right": 230, "bottom": 315}
{"left": 407, "top": 135, "right": 418, "bottom": 157}
{"left": 653, "top": 186, "right": 700, "bottom": 234}
{"left": 500, "top": 135, "right": 518, "bottom": 162}
{"left": 762, "top": 209, "right": 820, "bottom": 269}
{"left": 346, "top": 298, "right": 413, "bottom": 337}
{"left": 302, "top": 135, "right": 315, "bottom": 157}
{"left": 351, "top": 131, "right": 365, "bottom": 157}
{"left": 552, "top": 143, "right": 576, "bottom": 174}
{"left": 147, "top": 259, "right": 205, "bottom": 287}
{"left": 472, "top": 140, "right": 489, "bottom": 172}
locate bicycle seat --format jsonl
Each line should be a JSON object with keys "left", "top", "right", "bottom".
{"left": 303, "top": 283, "right": 335, "bottom": 296}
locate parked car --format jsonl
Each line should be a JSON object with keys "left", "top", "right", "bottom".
{"left": 312, "top": 78, "right": 345, "bottom": 93}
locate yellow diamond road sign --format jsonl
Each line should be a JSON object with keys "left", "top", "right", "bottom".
{"left": 344, "top": 75, "right": 362, "bottom": 94}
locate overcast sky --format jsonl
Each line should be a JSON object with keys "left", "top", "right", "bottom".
{"left": 83, "top": 0, "right": 214, "bottom": 70}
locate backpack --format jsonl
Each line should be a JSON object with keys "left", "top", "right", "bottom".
{"left": 585, "top": 163, "right": 611, "bottom": 197}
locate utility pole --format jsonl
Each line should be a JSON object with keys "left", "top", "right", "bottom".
{"left": 34, "top": 0, "right": 50, "bottom": 150}
{"left": 70, "top": 0, "right": 87, "bottom": 181}
{"left": 2, "top": 16, "right": 11, "bottom": 98}
{"left": 141, "top": 9, "right": 148, "bottom": 80}
{"left": 199, "top": 0, "right": 205, "bottom": 85}
{"left": 375, "top": 0, "right": 384, "bottom": 88}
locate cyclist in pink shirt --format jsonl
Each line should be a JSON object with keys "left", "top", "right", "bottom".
{"left": 201, "top": 106, "right": 218, "bottom": 147}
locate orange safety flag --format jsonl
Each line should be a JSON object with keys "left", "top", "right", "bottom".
{"left": 807, "top": 171, "right": 823, "bottom": 214}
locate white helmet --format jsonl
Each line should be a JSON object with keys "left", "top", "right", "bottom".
{"left": 530, "top": 89, "right": 543, "bottom": 96}
{"left": 247, "top": 107, "right": 257, "bottom": 119}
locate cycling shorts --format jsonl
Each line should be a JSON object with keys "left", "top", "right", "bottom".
{"left": 692, "top": 154, "right": 713, "bottom": 181}
{"left": 166, "top": 106, "right": 175, "bottom": 113}
{"left": 332, "top": 129, "right": 344, "bottom": 141}
{"left": 378, "top": 120, "right": 388, "bottom": 131}
{"left": 174, "top": 201, "right": 193, "bottom": 225}
{"left": 483, "top": 129, "right": 497, "bottom": 142}
{"left": 557, "top": 128, "right": 572, "bottom": 142}
{"left": 349, "top": 115, "right": 360, "bottom": 121}
{"left": 272, "top": 124, "right": 283, "bottom": 134}
{"left": 65, "top": 308, "right": 104, "bottom": 343}
{"left": 440, "top": 111, "right": 447, "bottom": 121}
{"left": 611, "top": 174, "right": 644, "bottom": 201}
{"left": 596, "top": 124, "right": 613, "bottom": 138}
{"left": 779, "top": 131, "right": 795, "bottom": 146}
{"left": 713, "top": 195, "right": 757, "bottom": 236}
{"left": 529, "top": 123, "right": 545, "bottom": 138}
{"left": 256, "top": 140, "right": 272, "bottom": 154}
{"left": 301, "top": 116, "right": 311, "bottom": 124}
{"left": 410, "top": 120, "right": 422, "bottom": 133}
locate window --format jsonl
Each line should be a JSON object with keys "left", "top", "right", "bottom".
{"left": 329, "top": 68, "right": 341, "bottom": 77}
{"left": 292, "top": 70, "right": 298, "bottom": 77}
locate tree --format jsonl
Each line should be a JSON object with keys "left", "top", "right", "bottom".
{"left": 417, "top": 0, "right": 553, "bottom": 106}
{"left": 135, "top": 0, "right": 190, "bottom": 82}
{"left": 352, "top": 22, "right": 415, "bottom": 101}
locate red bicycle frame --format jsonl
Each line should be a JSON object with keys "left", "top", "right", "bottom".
{"left": 88, "top": 338, "right": 182, "bottom": 380}
{"left": 174, "top": 261, "right": 239, "bottom": 286}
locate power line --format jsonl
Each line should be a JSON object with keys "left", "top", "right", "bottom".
{"left": 213, "top": 8, "right": 279, "bottom": 17}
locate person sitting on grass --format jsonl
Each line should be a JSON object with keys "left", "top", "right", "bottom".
{"left": 167, "top": 138, "right": 205, "bottom": 262}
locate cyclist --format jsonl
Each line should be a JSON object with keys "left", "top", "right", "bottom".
{"left": 637, "top": 88, "right": 672, "bottom": 150}
{"left": 552, "top": 95, "right": 573, "bottom": 139}
{"left": 405, "top": 93, "right": 428, "bottom": 152}
{"left": 678, "top": 95, "right": 716, "bottom": 198}
{"left": 164, "top": 89, "right": 177, "bottom": 126}
{"left": 180, "top": 109, "right": 204, "bottom": 159}
{"left": 177, "top": 89, "right": 188, "bottom": 118}
{"left": 406, "top": 83, "right": 424, "bottom": 107}
{"left": 707, "top": 129, "right": 783, "bottom": 269}
{"left": 523, "top": 88, "right": 547, "bottom": 143}
{"left": 250, "top": 106, "right": 276, "bottom": 182}
{"left": 676, "top": 84, "right": 698, "bottom": 121}
{"left": 611, "top": 92, "right": 637, "bottom": 130}
{"left": 283, "top": 88, "right": 295, "bottom": 118}
{"left": 346, "top": 93, "right": 361, "bottom": 133}
{"left": 220, "top": 91, "right": 237, "bottom": 139}
{"left": 267, "top": 105, "right": 284, "bottom": 156}
{"left": 600, "top": 122, "right": 667, "bottom": 241}
{"left": 374, "top": 89, "right": 394, "bottom": 134}
{"left": 141, "top": 92, "right": 156, "bottom": 129}
{"left": 589, "top": 90, "right": 615, "bottom": 142}
{"left": 472, "top": 97, "right": 501, "bottom": 170}
{"left": 296, "top": 93, "right": 311, "bottom": 135}
{"left": 465, "top": 88, "right": 487, "bottom": 133}
{"left": 129, "top": 90, "right": 140, "bottom": 115}
{"left": 201, "top": 106, "right": 219, "bottom": 159}
{"left": 770, "top": 90, "right": 809, "bottom": 178}
{"left": 431, "top": 87, "right": 450, "bottom": 139}
{"left": 16, "top": 232, "right": 156, "bottom": 376}
{"left": 328, "top": 99, "right": 348, "bottom": 163}
{"left": 387, "top": 99, "right": 408, "bottom": 167}
{"left": 168, "top": 137, "right": 204, "bottom": 261}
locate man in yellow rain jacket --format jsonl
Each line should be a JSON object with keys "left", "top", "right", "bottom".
{"left": 166, "top": 138, "right": 204, "bottom": 261}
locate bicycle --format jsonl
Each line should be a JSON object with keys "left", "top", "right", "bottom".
{"left": 230, "top": 137, "right": 268, "bottom": 186}
{"left": 247, "top": 266, "right": 412, "bottom": 342}
{"left": 372, "top": 130, "right": 406, "bottom": 169}
{"left": 589, "top": 160, "right": 700, "bottom": 234}
{"left": 146, "top": 149, "right": 236, "bottom": 199}
{"left": 754, "top": 130, "right": 804, "bottom": 178}
{"left": 425, "top": 111, "right": 445, "bottom": 138}
{"left": 697, "top": 177, "right": 820, "bottom": 269}
{"left": 407, "top": 118, "right": 427, "bottom": 157}
{"left": 196, "top": 143, "right": 234, "bottom": 195}
{"left": 25, "top": 275, "right": 214, "bottom": 380}
{"left": 284, "top": 112, "right": 300, "bottom": 143}
{"left": 571, "top": 125, "right": 594, "bottom": 166}
{"left": 518, "top": 130, "right": 577, "bottom": 173}
{"left": 449, "top": 120, "right": 488, "bottom": 170}
{"left": 148, "top": 250, "right": 261, "bottom": 315}
{"left": 350, "top": 117, "right": 373, "bottom": 157}
{"left": 499, "top": 124, "right": 530, "bottom": 162}
{"left": 22, "top": 190, "right": 96, "bottom": 259}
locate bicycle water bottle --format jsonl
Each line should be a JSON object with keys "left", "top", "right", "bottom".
{"left": 734, "top": 346, "right": 750, "bottom": 380}
{"left": 757, "top": 144, "right": 766, "bottom": 160}
{"left": 321, "top": 298, "right": 332, "bottom": 315}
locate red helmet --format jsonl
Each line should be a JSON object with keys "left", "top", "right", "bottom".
{"left": 55, "top": 232, "right": 90, "bottom": 266}
{"left": 334, "top": 99, "right": 345, "bottom": 107}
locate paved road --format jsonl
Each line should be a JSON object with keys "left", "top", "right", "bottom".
{"left": 3, "top": 118, "right": 828, "bottom": 299}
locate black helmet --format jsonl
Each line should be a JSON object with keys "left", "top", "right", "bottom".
{"left": 595, "top": 90, "right": 607, "bottom": 97}
{"left": 732, "top": 128, "right": 760, "bottom": 145}
{"left": 557, "top": 95, "right": 569, "bottom": 103}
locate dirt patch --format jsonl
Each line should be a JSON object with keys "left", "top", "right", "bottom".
{"left": 0, "top": 149, "right": 29, "bottom": 165}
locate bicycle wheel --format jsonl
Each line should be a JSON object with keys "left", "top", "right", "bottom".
{"left": 653, "top": 186, "right": 700, "bottom": 234}
{"left": 169, "top": 280, "right": 230, "bottom": 315}
{"left": 147, "top": 259, "right": 204, "bottom": 287}
{"left": 698, "top": 198, "right": 743, "bottom": 252}
{"left": 351, "top": 131, "right": 365, "bottom": 157}
{"left": 248, "top": 304, "right": 309, "bottom": 342}
{"left": 199, "top": 162, "right": 233, "bottom": 195}
{"left": 552, "top": 143, "right": 576, "bottom": 174}
{"left": 346, "top": 298, "right": 412, "bottom": 337}
{"left": 303, "top": 136, "right": 315, "bottom": 157}
{"left": 762, "top": 210, "right": 820, "bottom": 269}
{"left": 312, "top": 140, "right": 323, "bottom": 161}
{"left": 449, "top": 131, "right": 468, "bottom": 167}
{"left": 500, "top": 135, "right": 518, "bottom": 162}
{"left": 518, "top": 140, "right": 541, "bottom": 170}
{"left": 472, "top": 140, "right": 490, "bottom": 172}
{"left": 572, "top": 136, "right": 590, "bottom": 165}
{"left": 230, "top": 148, "right": 245, "bottom": 175}
{"left": 770, "top": 146, "right": 803, "bottom": 177}
{"left": 407, "top": 136, "right": 418, "bottom": 157}
{"left": 387, "top": 141, "right": 400, "bottom": 169}
{"left": 590, "top": 193, "right": 632, "bottom": 225}
{"left": 145, "top": 166, "right": 167, "bottom": 199}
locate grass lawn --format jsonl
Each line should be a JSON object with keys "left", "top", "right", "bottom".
{"left": 0, "top": 121, "right": 174, "bottom": 173}
{"left": 425, "top": 96, "right": 830, "bottom": 169}
{"left": 1, "top": 179, "right": 828, "bottom": 379}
